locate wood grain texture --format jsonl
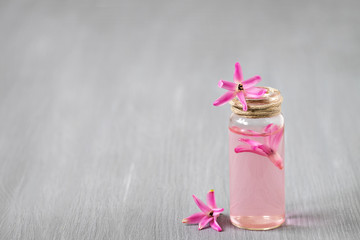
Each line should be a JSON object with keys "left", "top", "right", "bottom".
{"left": 0, "top": 0, "right": 359, "bottom": 239}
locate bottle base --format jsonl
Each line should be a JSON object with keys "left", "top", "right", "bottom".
{"left": 230, "top": 215, "right": 285, "bottom": 230}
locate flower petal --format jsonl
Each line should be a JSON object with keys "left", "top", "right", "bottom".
{"left": 212, "top": 208, "right": 224, "bottom": 216}
{"left": 245, "top": 87, "right": 267, "bottom": 99}
{"left": 198, "top": 216, "right": 213, "bottom": 230}
{"left": 271, "top": 127, "right": 284, "bottom": 151}
{"left": 265, "top": 124, "right": 281, "bottom": 149}
{"left": 246, "top": 87, "right": 266, "bottom": 94}
{"left": 192, "top": 195, "right": 211, "bottom": 213}
{"left": 210, "top": 217, "right": 222, "bottom": 232}
{"left": 257, "top": 144, "right": 273, "bottom": 155}
{"left": 264, "top": 123, "right": 274, "bottom": 133}
{"left": 234, "top": 145, "right": 267, "bottom": 156}
{"left": 242, "top": 75, "right": 261, "bottom": 89}
{"left": 237, "top": 128, "right": 263, "bottom": 137}
{"left": 206, "top": 190, "right": 217, "bottom": 209}
{"left": 233, "top": 62, "right": 243, "bottom": 83}
{"left": 182, "top": 212, "right": 206, "bottom": 224}
{"left": 234, "top": 146, "right": 254, "bottom": 153}
{"left": 239, "top": 138, "right": 262, "bottom": 148}
{"left": 236, "top": 91, "right": 247, "bottom": 111}
{"left": 218, "top": 80, "right": 237, "bottom": 91}
{"left": 268, "top": 151, "right": 284, "bottom": 170}
{"left": 213, "top": 91, "right": 235, "bottom": 106}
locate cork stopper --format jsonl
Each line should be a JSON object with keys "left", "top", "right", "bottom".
{"left": 229, "top": 87, "right": 283, "bottom": 118}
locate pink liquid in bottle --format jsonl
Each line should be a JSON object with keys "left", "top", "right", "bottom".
{"left": 229, "top": 125, "right": 285, "bottom": 230}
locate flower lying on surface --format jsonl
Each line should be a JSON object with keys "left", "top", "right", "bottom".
{"left": 213, "top": 62, "right": 266, "bottom": 111}
{"left": 234, "top": 124, "right": 284, "bottom": 169}
{"left": 182, "top": 190, "right": 224, "bottom": 232}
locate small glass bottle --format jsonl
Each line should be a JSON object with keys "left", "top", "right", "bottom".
{"left": 228, "top": 87, "right": 285, "bottom": 230}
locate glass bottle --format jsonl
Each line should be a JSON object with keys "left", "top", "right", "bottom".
{"left": 228, "top": 87, "right": 285, "bottom": 230}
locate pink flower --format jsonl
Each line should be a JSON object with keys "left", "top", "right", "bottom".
{"left": 213, "top": 62, "right": 266, "bottom": 111}
{"left": 182, "top": 190, "right": 224, "bottom": 232}
{"left": 234, "top": 124, "right": 284, "bottom": 169}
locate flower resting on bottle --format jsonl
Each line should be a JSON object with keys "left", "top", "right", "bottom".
{"left": 213, "top": 62, "right": 266, "bottom": 111}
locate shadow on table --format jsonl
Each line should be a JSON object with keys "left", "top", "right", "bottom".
{"left": 279, "top": 208, "right": 357, "bottom": 232}
{"left": 283, "top": 211, "right": 326, "bottom": 228}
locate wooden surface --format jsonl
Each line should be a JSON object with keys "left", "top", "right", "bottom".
{"left": 0, "top": 0, "right": 359, "bottom": 239}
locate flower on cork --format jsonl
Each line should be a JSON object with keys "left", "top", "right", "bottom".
{"left": 213, "top": 62, "right": 266, "bottom": 111}
{"left": 234, "top": 124, "right": 284, "bottom": 169}
{"left": 182, "top": 190, "right": 224, "bottom": 232}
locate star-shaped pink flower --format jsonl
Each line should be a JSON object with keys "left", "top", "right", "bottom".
{"left": 182, "top": 190, "right": 224, "bottom": 232}
{"left": 213, "top": 62, "right": 266, "bottom": 111}
{"left": 234, "top": 124, "right": 284, "bottom": 169}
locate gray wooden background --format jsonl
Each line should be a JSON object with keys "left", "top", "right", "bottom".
{"left": 0, "top": 0, "right": 359, "bottom": 239}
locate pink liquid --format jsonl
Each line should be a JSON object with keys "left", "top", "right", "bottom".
{"left": 229, "top": 126, "right": 285, "bottom": 230}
